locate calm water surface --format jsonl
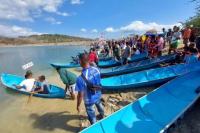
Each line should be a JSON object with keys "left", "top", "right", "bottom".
{"left": 0, "top": 45, "right": 88, "bottom": 133}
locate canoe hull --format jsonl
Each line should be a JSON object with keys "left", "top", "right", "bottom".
{"left": 98, "top": 52, "right": 148, "bottom": 68}
{"left": 50, "top": 62, "right": 80, "bottom": 69}
{"left": 101, "top": 54, "right": 176, "bottom": 78}
{"left": 101, "top": 62, "right": 200, "bottom": 90}
{"left": 81, "top": 70, "right": 200, "bottom": 133}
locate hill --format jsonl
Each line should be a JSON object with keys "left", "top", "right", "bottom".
{"left": 0, "top": 34, "right": 92, "bottom": 46}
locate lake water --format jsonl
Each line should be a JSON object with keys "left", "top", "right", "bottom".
{"left": 0, "top": 45, "right": 88, "bottom": 133}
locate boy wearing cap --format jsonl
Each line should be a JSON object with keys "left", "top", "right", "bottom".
{"left": 14, "top": 70, "right": 35, "bottom": 92}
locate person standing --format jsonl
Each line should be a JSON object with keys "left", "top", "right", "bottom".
{"left": 154, "top": 36, "right": 164, "bottom": 56}
{"left": 169, "top": 26, "right": 182, "bottom": 54}
{"left": 76, "top": 53, "right": 104, "bottom": 125}
{"left": 183, "top": 26, "right": 192, "bottom": 49}
{"left": 122, "top": 42, "right": 131, "bottom": 64}
{"left": 113, "top": 43, "right": 121, "bottom": 61}
{"left": 56, "top": 68, "right": 77, "bottom": 100}
{"left": 88, "top": 48, "right": 99, "bottom": 66}
{"left": 166, "top": 29, "right": 173, "bottom": 46}
{"left": 162, "top": 28, "right": 167, "bottom": 48}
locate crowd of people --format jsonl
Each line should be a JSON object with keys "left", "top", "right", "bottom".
{"left": 90, "top": 25, "right": 200, "bottom": 65}
{"left": 13, "top": 25, "right": 200, "bottom": 127}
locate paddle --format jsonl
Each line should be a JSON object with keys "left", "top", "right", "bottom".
{"left": 27, "top": 90, "right": 42, "bottom": 104}
{"left": 27, "top": 92, "right": 34, "bottom": 104}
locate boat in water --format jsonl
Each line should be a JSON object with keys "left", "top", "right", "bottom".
{"left": 81, "top": 70, "right": 200, "bottom": 133}
{"left": 100, "top": 54, "right": 176, "bottom": 77}
{"left": 101, "top": 61, "right": 200, "bottom": 90}
{"left": 1, "top": 73, "right": 65, "bottom": 98}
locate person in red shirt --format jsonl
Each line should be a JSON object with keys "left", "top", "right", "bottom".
{"left": 88, "top": 48, "right": 99, "bottom": 66}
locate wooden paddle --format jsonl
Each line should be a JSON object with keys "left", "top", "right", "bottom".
{"left": 27, "top": 92, "right": 35, "bottom": 104}
{"left": 27, "top": 90, "right": 41, "bottom": 104}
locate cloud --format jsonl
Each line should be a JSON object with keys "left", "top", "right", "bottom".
{"left": 120, "top": 21, "right": 181, "bottom": 32}
{"left": 0, "top": 24, "right": 41, "bottom": 37}
{"left": 0, "top": 0, "right": 69, "bottom": 21}
{"left": 105, "top": 21, "right": 182, "bottom": 33}
{"left": 56, "top": 12, "right": 70, "bottom": 17}
{"left": 91, "top": 29, "right": 98, "bottom": 33}
{"left": 45, "top": 17, "right": 63, "bottom": 25}
{"left": 80, "top": 28, "right": 87, "bottom": 32}
{"left": 70, "top": 0, "right": 84, "bottom": 5}
{"left": 105, "top": 27, "right": 116, "bottom": 33}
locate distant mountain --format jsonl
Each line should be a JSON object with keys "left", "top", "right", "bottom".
{"left": 0, "top": 34, "right": 92, "bottom": 45}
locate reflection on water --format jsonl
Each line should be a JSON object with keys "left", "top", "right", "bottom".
{"left": 0, "top": 45, "right": 88, "bottom": 133}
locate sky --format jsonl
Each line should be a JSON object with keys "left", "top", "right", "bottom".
{"left": 0, "top": 0, "right": 197, "bottom": 38}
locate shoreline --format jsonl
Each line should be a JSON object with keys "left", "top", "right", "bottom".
{"left": 0, "top": 41, "right": 92, "bottom": 48}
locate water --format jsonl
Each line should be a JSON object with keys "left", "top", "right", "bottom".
{"left": 0, "top": 45, "right": 88, "bottom": 133}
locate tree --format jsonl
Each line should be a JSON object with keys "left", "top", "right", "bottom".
{"left": 185, "top": 0, "right": 200, "bottom": 28}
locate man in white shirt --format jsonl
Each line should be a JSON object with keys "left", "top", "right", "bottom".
{"left": 14, "top": 70, "right": 35, "bottom": 92}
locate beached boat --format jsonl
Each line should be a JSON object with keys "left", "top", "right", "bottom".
{"left": 100, "top": 54, "right": 176, "bottom": 77}
{"left": 101, "top": 61, "right": 200, "bottom": 90}
{"left": 51, "top": 52, "right": 148, "bottom": 69}
{"left": 50, "top": 62, "right": 80, "bottom": 69}
{"left": 81, "top": 70, "right": 200, "bottom": 133}
{"left": 98, "top": 52, "right": 148, "bottom": 68}
{"left": 99, "top": 56, "right": 113, "bottom": 61}
{"left": 1, "top": 73, "right": 65, "bottom": 98}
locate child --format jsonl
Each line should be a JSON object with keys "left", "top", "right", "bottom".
{"left": 34, "top": 75, "right": 50, "bottom": 94}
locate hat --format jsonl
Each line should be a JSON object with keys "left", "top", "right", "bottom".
{"left": 25, "top": 70, "right": 33, "bottom": 78}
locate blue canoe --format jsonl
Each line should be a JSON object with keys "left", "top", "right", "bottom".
{"left": 50, "top": 62, "right": 80, "bottom": 69}
{"left": 81, "top": 70, "right": 200, "bottom": 133}
{"left": 51, "top": 52, "right": 148, "bottom": 69}
{"left": 100, "top": 54, "right": 176, "bottom": 77}
{"left": 98, "top": 52, "right": 148, "bottom": 68}
{"left": 101, "top": 61, "right": 200, "bottom": 90}
{"left": 1, "top": 73, "right": 65, "bottom": 98}
{"left": 98, "top": 55, "right": 113, "bottom": 61}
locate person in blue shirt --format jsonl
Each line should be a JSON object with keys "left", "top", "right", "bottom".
{"left": 184, "top": 46, "right": 199, "bottom": 64}
{"left": 76, "top": 53, "right": 104, "bottom": 125}
{"left": 34, "top": 75, "right": 50, "bottom": 94}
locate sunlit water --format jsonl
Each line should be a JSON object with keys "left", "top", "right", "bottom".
{"left": 0, "top": 45, "right": 88, "bottom": 133}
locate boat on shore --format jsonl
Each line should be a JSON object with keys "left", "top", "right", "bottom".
{"left": 51, "top": 52, "right": 148, "bottom": 69}
{"left": 1, "top": 73, "right": 65, "bottom": 98}
{"left": 100, "top": 54, "right": 176, "bottom": 77}
{"left": 98, "top": 52, "right": 148, "bottom": 68}
{"left": 101, "top": 62, "right": 200, "bottom": 90}
{"left": 81, "top": 70, "right": 200, "bottom": 133}
{"left": 50, "top": 62, "right": 80, "bottom": 69}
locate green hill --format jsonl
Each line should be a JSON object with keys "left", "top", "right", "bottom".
{"left": 0, "top": 34, "right": 92, "bottom": 45}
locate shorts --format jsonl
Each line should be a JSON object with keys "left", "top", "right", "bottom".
{"left": 170, "top": 41, "right": 179, "bottom": 49}
{"left": 68, "top": 84, "right": 77, "bottom": 94}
